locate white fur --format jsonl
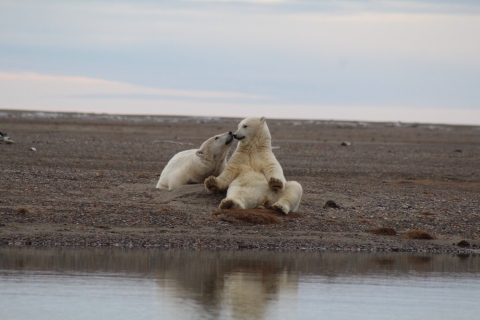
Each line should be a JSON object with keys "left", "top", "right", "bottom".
{"left": 157, "top": 132, "right": 234, "bottom": 190}
{"left": 204, "top": 117, "right": 302, "bottom": 214}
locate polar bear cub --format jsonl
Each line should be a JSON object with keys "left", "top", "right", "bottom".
{"left": 156, "top": 131, "right": 234, "bottom": 190}
{"left": 204, "top": 117, "right": 302, "bottom": 214}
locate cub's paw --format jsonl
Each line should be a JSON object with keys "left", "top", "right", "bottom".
{"left": 272, "top": 202, "right": 289, "bottom": 215}
{"left": 204, "top": 176, "right": 219, "bottom": 193}
{"left": 219, "top": 198, "right": 237, "bottom": 210}
{"left": 268, "top": 177, "right": 284, "bottom": 191}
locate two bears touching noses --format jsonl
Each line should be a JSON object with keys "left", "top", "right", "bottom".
{"left": 156, "top": 117, "right": 302, "bottom": 214}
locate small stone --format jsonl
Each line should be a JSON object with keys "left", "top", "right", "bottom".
{"left": 340, "top": 141, "right": 351, "bottom": 146}
{"left": 324, "top": 200, "right": 340, "bottom": 209}
{"left": 30, "top": 147, "right": 37, "bottom": 151}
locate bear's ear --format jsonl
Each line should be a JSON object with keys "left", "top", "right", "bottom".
{"left": 260, "top": 116, "right": 266, "bottom": 123}
{"left": 196, "top": 150, "right": 205, "bottom": 158}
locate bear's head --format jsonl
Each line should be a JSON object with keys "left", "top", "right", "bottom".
{"left": 196, "top": 131, "right": 234, "bottom": 162}
{"left": 233, "top": 117, "right": 271, "bottom": 148}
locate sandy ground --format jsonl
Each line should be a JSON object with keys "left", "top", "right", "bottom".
{"left": 1, "top": 111, "right": 479, "bottom": 252}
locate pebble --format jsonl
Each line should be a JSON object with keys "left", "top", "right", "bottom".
{"left": 324, "top": 200, "right": 340, "bottom": 209}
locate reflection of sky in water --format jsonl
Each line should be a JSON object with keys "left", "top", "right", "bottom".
{"left": 1, "top": 269, "right": 480, "bottom": 319}
{"left": 291, "top": 276, "right": 480, "bottom": 320}
{"left": 1, "top": 0, "right": 479, "bottom": 124}
{"left": 1, "top": 249, "right": 480, "bottom": 319}
{"left": 1, "top": 273, "right": 161, "bottom": 319}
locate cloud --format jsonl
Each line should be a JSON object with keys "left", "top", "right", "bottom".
{"left": 1, "top": 72, "right": 479, "bottom": 125}
{"left": 0, "top": 72, "right": 269, "bottom": 101}
{"left": 1, "top": 1, "right": 479, "bottom": 65}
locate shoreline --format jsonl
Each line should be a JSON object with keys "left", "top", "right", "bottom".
{"left": 1, "top": 111, "right": 479, "bottom": 253}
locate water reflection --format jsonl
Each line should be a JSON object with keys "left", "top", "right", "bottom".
{"left": 2, "top": 249, "right": 479, "bottom": 275}
{"left": 1, "top": 249, "right": 479, "bottom": 320}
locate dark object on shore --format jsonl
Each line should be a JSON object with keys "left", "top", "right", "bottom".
{"left": 454, "top": 149, "right": 462, "bottom": 153}
{"left": 403, "top": 229, "right": 436, "bottom": 240}
{"left": 212, "top": 209, "right": 282, "bottom": 225}
{"left": 340, "top": 141, "right": 351, "bottom": 146}
{"left": 211, "top": 209, "right": 301, "bottom": 225}
{"left": 419, "top": 211, "right": 436, "bottom": 216}
{"left": 457, "top": 240, "right": 471, "bottom": 248}
{"left": 367, "top": 227, "right": 397, "bottom": 236}
{"left": 324, "top": 200, "right": 340, "bottom": 209}
{"left": 16, "top": 207, "right": 31, "bottom": 215}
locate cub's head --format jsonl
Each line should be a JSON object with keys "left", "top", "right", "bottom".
{"left": 233, "top": 117, "right": 271, "bottom": 145}
{"left": 196, "top": 131, "right": 234, "bottom": 162}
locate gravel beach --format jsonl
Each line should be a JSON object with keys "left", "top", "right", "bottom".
{"left": 1, "top": 111, "right": 479, "bottom": 252}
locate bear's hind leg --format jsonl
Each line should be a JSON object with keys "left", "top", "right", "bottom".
{"left": 272, "top": 202, "right": 289, "bottom": 214}
{"left": 272, "top": 181, "right": 303, "bottom": 214}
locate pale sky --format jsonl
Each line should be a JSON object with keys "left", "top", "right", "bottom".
{"left": 1, "top": 0, "right": 479, "bottom": 124}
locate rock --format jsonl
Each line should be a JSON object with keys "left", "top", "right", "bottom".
{"left": 30, "top": 147, "right": 37, "bottom": 151}
{"left": 340, "top": 141, "right": 351, "bottom": 146}
{"left": 457, "top": 240, "right": 471, "bottom": 248}
{"left": 324, "top": 200, "right": 340, "bottom": 209}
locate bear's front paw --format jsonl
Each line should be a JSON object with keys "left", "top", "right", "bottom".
{"left": 204, "top": 176, "right": 219, "bottom": 193}
{"left": 268, "top": 177, "right": 284, "bottom": 191}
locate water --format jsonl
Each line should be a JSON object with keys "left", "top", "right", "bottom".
{"left": 1, "top": 249, "right": 479, "bottom": 320}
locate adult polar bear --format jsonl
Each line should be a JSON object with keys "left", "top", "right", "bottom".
{"left": 204, "top": 117, "right": 302, "bottom": 214}
{"left": 156, "top": 131, "right": 234, "bottom": 190}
